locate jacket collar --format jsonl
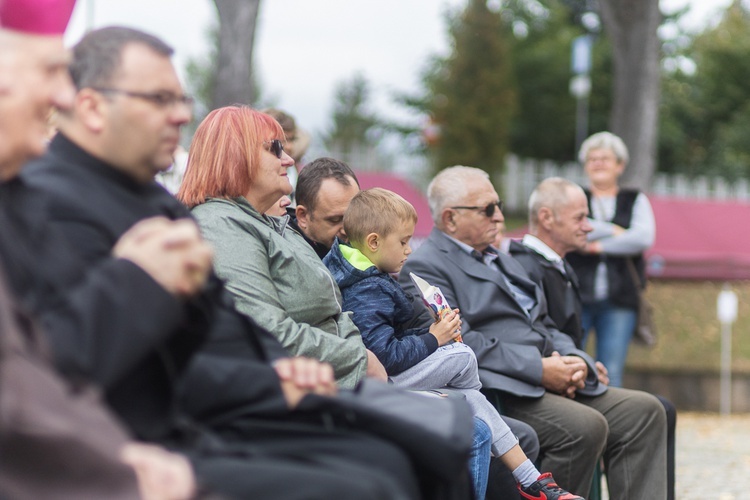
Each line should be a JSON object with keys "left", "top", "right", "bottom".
{"left": 47, "top": 133, "right": 149, "bottom": 193}
{"left": 522, "top": 234, "right": 563, "bottom": 265}
{"left": 509, "top": 239, "right": 580, "bottom": 290}
{"left": 212, "top": 196, "right": 293, "bottom": 237}
{"left": 429, "top": 228, "right": 532, "bottom": 288}
{"left": 325, "top": 238, "right": 381, "bottom": 289}
{"left": 286, "top": 206, "right": 330, "bottom": 260}
{"left": 429, "top": 227, "right": 544, "bottom": 314}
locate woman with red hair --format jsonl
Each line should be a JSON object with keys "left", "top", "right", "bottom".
{"left": 178, "top": 106, "right": 384, "bottom": 389}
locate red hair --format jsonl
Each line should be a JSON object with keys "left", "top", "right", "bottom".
{"left": 177, "top": 106, "right": 284, "bottom": 208}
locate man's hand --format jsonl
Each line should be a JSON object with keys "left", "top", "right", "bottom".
{"left": 113, "top": 217, "right": 213, "bottom": 297}
{"left": 541, "top": 351, "right": 587, "bottom": 398}
{"left": 595, "top": 361, "right": 610, "bottom": 386}
{"left": 365, "top": 349, "right": 388, "bottom": 381}
{"left": 274, "top": 357, "right": 338, "bottom": 409}
{"left": 120, "top": 442, "right": 196, "bottom": 500}
{"left": 584, "top": 241, "right": 603, "bottom": 254}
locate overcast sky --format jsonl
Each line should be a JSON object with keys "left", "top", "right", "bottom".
{"left": 64, "top": 0, "right": 734, "bottom": 141}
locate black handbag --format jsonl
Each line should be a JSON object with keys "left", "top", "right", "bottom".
{"left": 626, "top": 258, "right": 657, "bottom": 347}
{"left": 296, "top": 379, "right": 475, "bottom": 478}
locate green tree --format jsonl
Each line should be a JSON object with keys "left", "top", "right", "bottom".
{"left": 412, "top": 0, "right": 612, "bottom": 168}
{"left": 659, "top": 1, "right": 750, "bottom": 180}
{"left": 184, "top": 24, "right": 218, "bottom": 123}
{"left": 424, "top": 0, "right": 515, "bottom": 181}
{"left": 505, "top": 0, "right": 588, "bottom": 161}
{"left": 323, "top": 73, "right": 382, "bottom": 156}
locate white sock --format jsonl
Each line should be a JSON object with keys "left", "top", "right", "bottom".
{"left": 512, "top": 459, "right": 540, "bottom": 488}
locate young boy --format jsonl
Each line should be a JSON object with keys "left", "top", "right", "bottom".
{"left": 324, "top": 188, "right": 583, "bottom": 500}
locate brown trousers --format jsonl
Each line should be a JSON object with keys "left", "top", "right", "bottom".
{"left": 0, "top": 272, "right": 140, "bottom": 500}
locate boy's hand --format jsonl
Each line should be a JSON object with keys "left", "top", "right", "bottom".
{"left": 429, "top": 308, "right": 462, "bottom": 346}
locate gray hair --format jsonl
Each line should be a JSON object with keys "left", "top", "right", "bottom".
{"left": 528, "top": 177, "right": 585, "bottom": 232}
{"left": 427, "top": 166, "right": 490, "bottom": 226}
{"left": 578, "top": 131, "right": 629, "bottom": 165}
{"left": 69, "top": 26, "right": 173, "bottom": 90}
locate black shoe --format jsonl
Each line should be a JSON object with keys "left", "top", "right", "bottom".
{"left": 517, "top": 472, "right": 584, "bottom": 500}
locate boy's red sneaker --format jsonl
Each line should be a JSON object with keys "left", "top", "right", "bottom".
{"left": 517, "top": 472, "right": 584, "bottom": 500}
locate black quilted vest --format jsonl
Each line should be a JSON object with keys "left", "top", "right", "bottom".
{"left": 566, "top": 189, "right": 645, "bottom": 309}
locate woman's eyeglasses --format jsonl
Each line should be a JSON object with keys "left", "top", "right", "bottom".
{"left": 450, "top": 201, "right": 504, "bottom": 218}
{"left": 264, "top": 139, "right": 285, "bottom": 159}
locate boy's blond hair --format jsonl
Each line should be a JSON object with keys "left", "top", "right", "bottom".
{"left": 344, "top": 188, "right": 418, "bottom": 245}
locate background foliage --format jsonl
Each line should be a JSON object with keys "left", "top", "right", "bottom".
{"left": 187, "top": 0, "right": 750, "bottom": 183}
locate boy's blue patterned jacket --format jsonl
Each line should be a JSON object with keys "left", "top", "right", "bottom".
{"left": 324, "top": 239, "right": 439, "bottom": 375}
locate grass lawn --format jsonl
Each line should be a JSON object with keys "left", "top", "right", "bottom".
{"left": 589, "top": 280, "right": 750, "bottom": 374}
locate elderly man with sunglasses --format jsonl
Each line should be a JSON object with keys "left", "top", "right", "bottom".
{"left": 400, "top": 166, "right": 668, "bottom": 500}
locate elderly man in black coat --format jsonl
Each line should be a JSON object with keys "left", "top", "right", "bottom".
{"left": 509, "top": 177, "right": 677, "bottom": 500}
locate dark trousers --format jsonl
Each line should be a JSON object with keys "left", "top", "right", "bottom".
{"left": 485, "top": 415, "right": 540, "bottom": 500}
{"left": 499, "top": 388, "right": 667, "bottom": 500}
{"left": 192, "top": 453, "right": 402, "bottom": 500}
{"left": 656, "top": 395, "right": 676, "bottom": 500}
{"left": 185, "top": 418, "right": 434, "bottom": 500}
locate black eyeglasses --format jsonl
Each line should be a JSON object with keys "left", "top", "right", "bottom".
{"left": 91, "top": 87, "right": 194, "bottom": 109}
{"left": 450, "top": 201, "right": 504, "bottom": 217}
{"left": 263, "top": 139, "right": 285, "bottom": 159}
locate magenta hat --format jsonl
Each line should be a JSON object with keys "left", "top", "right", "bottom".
{"left": 0, "top": 0, "right": 76, "bottom": 35}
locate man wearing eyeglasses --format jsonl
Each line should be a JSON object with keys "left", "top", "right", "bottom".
{"left": 400, "top": 166, "right": 667, "bottom": 499}
{"left": 15, "top": 26, "right": 424, "bottom": 499}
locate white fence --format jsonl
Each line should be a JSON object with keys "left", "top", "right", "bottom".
{"left": 346, "top": 152, "right": 750, "bottom": 212}
{"left": 502, "top": 155, "right": 750, "bottom": 212}
{"left": 160, "top": 143, "right": 750, "bottom": 212}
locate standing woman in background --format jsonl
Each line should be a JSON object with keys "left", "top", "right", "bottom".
{"left": 567, "top": 132, "right": 656, "bottom": 388}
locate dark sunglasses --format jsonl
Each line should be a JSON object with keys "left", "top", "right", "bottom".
{"left": 264, "top": 139, "right": 285, "bottom": 159}
{"left": 450, "top": 201, "right": 504, "bottom": 217}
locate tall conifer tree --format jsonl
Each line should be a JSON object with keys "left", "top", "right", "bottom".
{"left": 425, "top": 0, "right": 515, "bottom": 182}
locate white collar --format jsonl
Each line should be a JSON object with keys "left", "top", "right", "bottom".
{"left": 522, "top": 234, "right": 563, "bottom": 264}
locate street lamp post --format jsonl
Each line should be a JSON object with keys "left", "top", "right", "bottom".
{"left": 570, "top": 34, "right": 593, "bottom": 155}
{"left": 717, "top": 283, "right": 738, "bottom": 416}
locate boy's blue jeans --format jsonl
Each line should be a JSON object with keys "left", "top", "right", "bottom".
{"left": 469, "top": 417, "right": 492, "bottom": 500}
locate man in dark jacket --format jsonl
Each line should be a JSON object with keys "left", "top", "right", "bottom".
{"left": 294, "top": 159, "right": 542, "bottom": 499}
{"left": 10, "top": 25, "right": 429, "bottom": 499}
{"left": 508, "top": 177, "right": 594, "bottom": 350}
{"left": 509, "top": 177, "right": 677, "bottom": 500}
{"left": 287, "top": 156, "right": 361, "bottom": 258}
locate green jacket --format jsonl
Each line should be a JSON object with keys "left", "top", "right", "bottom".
{"left": 192, "top": 197, "right": 367, "bottom": 388}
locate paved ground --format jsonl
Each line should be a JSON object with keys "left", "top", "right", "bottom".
{"left": 598, "top": 412, "right": 750, "bottom": 500}
{"left": 674, "top": 412, "right": 750, "bottom": 500}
